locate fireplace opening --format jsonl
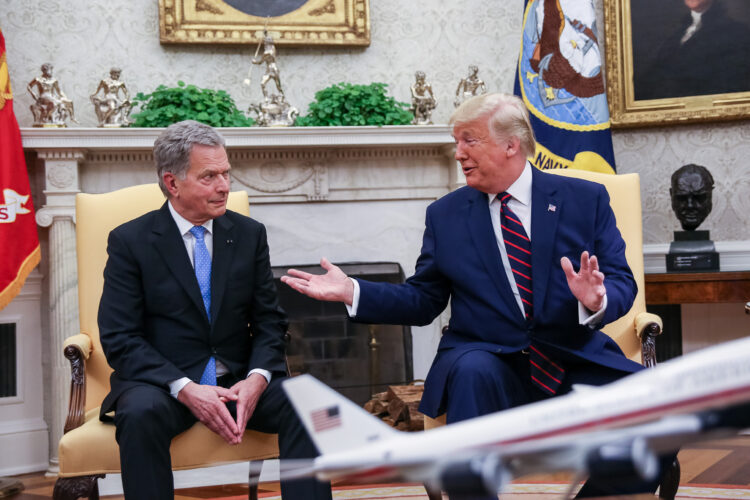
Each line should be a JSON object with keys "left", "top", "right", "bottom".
{"left": 0, "top": 323, "right": 17, "bottom": 398}
{"left": 273, "top": 262, "right": 413, "bottom": 405}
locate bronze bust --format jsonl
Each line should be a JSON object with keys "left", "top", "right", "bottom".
{"left": 670, "top": 163, "right": 714, "bottom": 231}
{"left": 667, "top": 163, "right": 718, "bottom": 271}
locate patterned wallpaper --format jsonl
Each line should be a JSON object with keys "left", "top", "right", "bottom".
{"left": 2, "top": 0, "right": 749, "bottom": 243}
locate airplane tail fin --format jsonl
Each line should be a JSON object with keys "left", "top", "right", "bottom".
{"left": 283, "top": 375, "right": 398, "bottom": 455}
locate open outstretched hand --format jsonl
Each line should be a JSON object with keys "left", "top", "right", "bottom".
{"left": 280, "top": 257, "right": 354, "bottom": 305}
{"left": 560, "top": 251, "right": 606, "bottom": 313}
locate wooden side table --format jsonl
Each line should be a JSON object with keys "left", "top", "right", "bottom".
{"left": 644, "top": 271, "right": 750, "bottom": 360}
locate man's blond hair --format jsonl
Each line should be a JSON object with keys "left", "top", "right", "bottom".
{"left": 450, "top": 93, "right": 536, "bottom": 158}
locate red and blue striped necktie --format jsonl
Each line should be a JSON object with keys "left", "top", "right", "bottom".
{"left": 498, "top": 192, "right": 564, "bottom": 395}
{"left": 498, "top": 193, "right": 533, "bottom": 319}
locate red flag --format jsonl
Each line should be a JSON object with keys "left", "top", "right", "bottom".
{"left": 0, "top": 29, "right": 41, "bottom": 310}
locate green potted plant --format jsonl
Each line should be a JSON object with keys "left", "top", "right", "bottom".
{"left": 296, "top": 82, "right": 413, "bottom": 126}
{"left": 130, "top": 81, "right": 254, "bottom": 127}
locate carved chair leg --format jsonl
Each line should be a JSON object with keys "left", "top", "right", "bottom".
{"left": 658, "top": 457, "right": 681, "bottom": 500}
{"left": 52, "top": 475, "right": 104, "bottom": 500}
{"left": 424, "top": 483, "right": 443, "bottom": 500}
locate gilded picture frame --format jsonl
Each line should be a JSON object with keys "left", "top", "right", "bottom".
{"left": 603, "top": 0, "right": 750, "bottom": 128}
{"left": 159, "top": 0, "right": 370, "bottom": 47}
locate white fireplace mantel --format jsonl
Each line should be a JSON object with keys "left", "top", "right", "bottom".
{"left": 22, "top": 125, "right": 462, "bottom": 207}
{"left": 21, "top": 125, "right": 455, "bottom": 150}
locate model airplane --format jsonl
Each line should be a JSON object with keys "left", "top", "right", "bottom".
{"left": 282, "top": 336, "right": 750, "bottom": 498}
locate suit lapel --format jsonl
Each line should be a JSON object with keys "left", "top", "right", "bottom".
{"left": 152, "top": 203, "right": 208, "bottom": 321}
{"left": 210, "top": 214, "right": 236, "bottom": 328}
{"left": 466, "top": 189, "right": 522, "bottom": 319}
{"left": 530, "top": 168, "right": 561, "bottom": 316}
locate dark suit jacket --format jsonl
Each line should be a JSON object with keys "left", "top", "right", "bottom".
{"left": 636, "top": 2, "right": 750, "bottom": 99}
{"left": 354, "top": 167, "right": 642, "bottom": 417}
{"left": 98, "top": 203, "right": 288, "bottom": 417}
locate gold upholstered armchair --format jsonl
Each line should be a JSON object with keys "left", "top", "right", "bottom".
{"left": 53, "top": 184, "right": 279, "bottom": 500}
{"left": 423, "top": 170, "right": 680, "bottom": 499}
{"left": 549, "top": 170, "right": 663, "bottom": 369}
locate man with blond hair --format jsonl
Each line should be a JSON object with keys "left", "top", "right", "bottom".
{"left": 283, "top": 94, "right": 665, "bottom": 497}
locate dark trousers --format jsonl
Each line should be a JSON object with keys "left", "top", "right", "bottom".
{"left": 112, "top": 376, "right": 332, "bottom": 500}
{"left": 444, "top": 349, "right": 671, "bottom": 499}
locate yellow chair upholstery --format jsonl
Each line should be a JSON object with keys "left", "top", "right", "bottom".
{"left": 54, "top": 184, "right": 279, "bottom": 498}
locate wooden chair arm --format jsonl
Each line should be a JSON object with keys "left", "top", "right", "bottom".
{"left": 635, "top": 312, "right": 663, "bottom": 369}
{"left": 62, "top": 333, "right": 92, "bottom": 434}
{"left": 64, "top": 334, "right": 93, "bottom": 360}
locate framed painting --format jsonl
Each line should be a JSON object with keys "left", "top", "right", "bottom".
{"left": 603, "top": 0, "right": 750, "bottom": 127}
{"left": 159, "top": 0, "right": 370, "bottom": 46}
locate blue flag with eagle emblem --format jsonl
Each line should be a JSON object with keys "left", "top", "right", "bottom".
{"left": 514, "top": 0, "right": 616, "bottom": 174}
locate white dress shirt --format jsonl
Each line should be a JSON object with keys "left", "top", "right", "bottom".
{"left": 167, "top": 202, "right": 271, "bottom": 398}
{"left": 681, "top": 10, "right": 703, "bottom": 45}
{"left": 348, "top": 162, "right": 606, "bottom": 325}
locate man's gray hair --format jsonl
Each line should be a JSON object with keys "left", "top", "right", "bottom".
{"left": 449, "top": 93, "right": 536, "bottom": 159}
{"left": 153, "top": 120, "right": 226, "bottom": 196}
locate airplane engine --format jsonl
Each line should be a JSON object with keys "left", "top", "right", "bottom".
{"left": 699, "top": 403, "right": 750, "bottom": 430}
{"left": 586, "top": 437, "right": 660, "bottom": 483}
{"left": 437, "top": 453, "right": 508, "bottom": 498}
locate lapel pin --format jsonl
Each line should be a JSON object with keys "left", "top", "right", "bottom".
{"left": 548, "top": 204, "right": 556, "bottom": 212}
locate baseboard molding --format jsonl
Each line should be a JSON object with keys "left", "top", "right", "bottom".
{"left": 0, "top": 421, "right": 48, "bottom": 476}
{"left": 0, "top": 461, "right": 49, "bottom": 477}
{"left": 644, "top": 240, "right": 750, "bottom": 274}
{"left": 0, "top": 418, "right": 47, "bottom": 436}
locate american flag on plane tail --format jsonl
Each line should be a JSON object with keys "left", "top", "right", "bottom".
{"left": 311, "top": 406, "right": 341, "bottom": 432}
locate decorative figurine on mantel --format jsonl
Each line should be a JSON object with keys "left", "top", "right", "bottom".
{"left": 27, "top": 62, "right": 78, "bottom": 127}
{"left": 252, "top": 31, "right": 284, "bottom": 100}
{"left": 454, "top": 65, "right": 487, "bottom": 107}
{"left": 90, "top": 67, "right": 133, "bottom": 127}
{"left": 410, "top": 70, "right": 437, "bottom": 125}
{"left": 245, "top": 29, "right": 297, "bottom": 127}
{"left": 666, "top": 163, "right": 719, "bottom": 272}
{"left": 248, "top": 93, "right": 299, "bottom": 127}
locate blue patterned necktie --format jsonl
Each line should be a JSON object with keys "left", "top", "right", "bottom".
{"left": 189, "top": 226, "right": 216, "bottom": 386}
{"left": 499, "top": 192, "right": 564, "bottom": 394}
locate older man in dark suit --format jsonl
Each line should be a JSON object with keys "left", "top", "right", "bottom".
{"left": 98, "top": 120, "right": 331, "bottom": 500}
{"left": 282, "top": 93, "right": 667, "bottom": 497}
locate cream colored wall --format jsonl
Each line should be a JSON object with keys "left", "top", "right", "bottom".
{"left": 3, "top": 0, "right": 749, "bottom": 244}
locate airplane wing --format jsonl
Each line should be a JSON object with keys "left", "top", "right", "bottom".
{"left": 427, "top": 403, "right": 750, "bottom": 496}
{"left": 283, "top": 374, "right": 750, "bottom": 498}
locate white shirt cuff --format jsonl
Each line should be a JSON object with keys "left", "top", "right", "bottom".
{"left": 248, "top": 368, "right": 272, "bottom": 383}
{"left": 169, "top": 377, "right": 192, "bottom": 398}
{"left": 579, "top": 294, "right": 608, "bottom": 327}
{"left": 345, "top": 278, "right": 360, "bottom": 317}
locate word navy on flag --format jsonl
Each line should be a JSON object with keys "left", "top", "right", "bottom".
{"left": 311, "top": 405, "right": 341, "bottom": 432}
